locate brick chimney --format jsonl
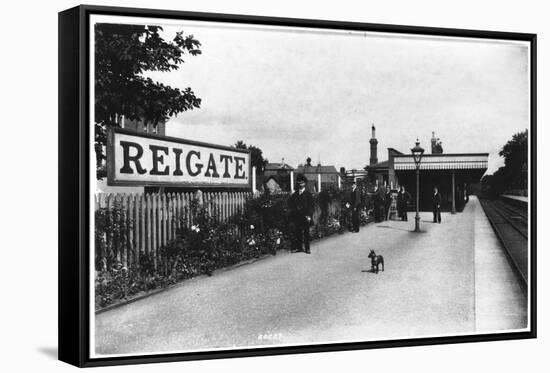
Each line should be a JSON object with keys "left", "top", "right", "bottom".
{"left": 431, "top": 131, "right": 443, "bottom": 154}
{"left": 369, "top": 125, "right": 378, "bottom": 165}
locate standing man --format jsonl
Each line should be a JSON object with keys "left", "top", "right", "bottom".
{"left": 373, "top": 185, "right": 385, "bottom": 223}
{"left": 464, "top": 182, "right": 470, "bottom": 204}
{"left": 288, "top": 174, "right": 314, "bottom": 254}
{"left": 384, "top": 187, "right": 392, "bottom": 221}
{"left": 350, "top": 180, "right": 361, "bottom": 232}
{"left": 432, "top": 186, "right": 442, "bottom": 223}
{"left": 397, "top": 185, "right": 411, "bottom": 221}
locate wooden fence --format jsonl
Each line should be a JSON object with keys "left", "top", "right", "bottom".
{"left": 94, "top": 191, "right": 251, "bottom": 270}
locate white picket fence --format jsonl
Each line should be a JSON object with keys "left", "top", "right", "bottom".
{"left": 94, "top": 191, "right": 251, "bottom": 270}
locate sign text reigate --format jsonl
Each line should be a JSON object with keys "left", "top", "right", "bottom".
{"left": 107, "top": 128, "right": 251, "bottom": 188}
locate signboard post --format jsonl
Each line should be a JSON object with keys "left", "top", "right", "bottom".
{"left": 107, "top": 128, "right": 252, "bottom": 190}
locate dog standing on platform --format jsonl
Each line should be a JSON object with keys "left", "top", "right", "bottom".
{"left": 368, "top": 250, "right": 384, "bottom": 274}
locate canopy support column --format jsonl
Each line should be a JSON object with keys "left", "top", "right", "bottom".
{"left": 451, "top": 170, "right": 456, "bottom": 214}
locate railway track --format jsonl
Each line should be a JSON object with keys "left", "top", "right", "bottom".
{"left": 490, "top": 200, "right": 528, "bottom": 238}
{"left": 479, "top": 197, "right": 529, "bottom": 287}
{"left": 494, "top": 199, "right": 527, "bottom": 223}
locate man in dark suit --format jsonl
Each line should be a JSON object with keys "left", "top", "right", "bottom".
{"left": 397, "top": 185, "right": 411, "bottom": 221}
{"left": 350, "top": 181, "right": 362, "bottom": 232}
{"left": 373, "top": 185, "right": 385, "bottom": 223}
{"left": 288, "top": 174, "right": 314, "bottom": 254}
{"left": 384, "top": 187, "right": 392, "bottom": 221}
{"left": 432, "top": 186, "right": 442, "bottom": 223}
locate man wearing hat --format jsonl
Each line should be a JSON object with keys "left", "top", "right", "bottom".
{"left": 350, "top": 180, "right": 362, "bottom": 232}
{"left": 288, "top": 174, "right": 314, "bottom": 254}
{"left": 372, "top": 184, "right": 385, "bottom": 223}
{"left": 397, "top": 185, "right": 411, "bottom": 221}
{"left": 432, "top": 186, "right": 442, "bottom": 223}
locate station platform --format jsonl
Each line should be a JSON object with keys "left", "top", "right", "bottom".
{"left": 471, "top": 196, "right": 527, "bottom": 332}
{"left": 95, "top": 198, "right": 528, "bottom": 355}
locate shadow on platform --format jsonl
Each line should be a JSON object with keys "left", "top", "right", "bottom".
{"left": 376, "top": 225, "right": 410, "bottom": 232}
{"left": 375, "top": 224, "right": 432, "bottom": 235}
{"left": 361, "top": 269, "right": 384, "bottom": 274}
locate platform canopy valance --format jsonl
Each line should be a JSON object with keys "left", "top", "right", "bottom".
{"left": 393, "top": 153, "right": 488, "bottom": 171}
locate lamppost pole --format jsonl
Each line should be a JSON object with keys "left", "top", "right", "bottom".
{"left": 415, "top": 166, "right": 420, "bottom": 232}
{"left": 411, "top": 139, "right": 424, "bottom": 233}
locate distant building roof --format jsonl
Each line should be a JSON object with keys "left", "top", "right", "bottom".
{"left": 368, "top": 148, "right": 403, "bottom": 171}
{"left": 387, "top": 148, "right": 403, "bottom": 155}
{"left": 265, "top": 162, "right": 294, "bottom": 171}
{"left": 295, "top": 165, "right": 338, "bottom": 174}
{"left": 367, "top": 160, "right": 389, "bottom": 170}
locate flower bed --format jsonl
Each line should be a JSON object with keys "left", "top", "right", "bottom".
{"left": 95, "top": 188, "right": 374, "bottom": 309}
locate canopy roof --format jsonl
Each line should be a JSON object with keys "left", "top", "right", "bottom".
{"left": 393, "top": 153, "right": 488, "bottom": 171}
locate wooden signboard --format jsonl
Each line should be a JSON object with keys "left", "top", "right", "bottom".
{"left": 107, "top": 127, "right": 252, "bottom": 189}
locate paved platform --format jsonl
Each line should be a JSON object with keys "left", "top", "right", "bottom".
{"left": 473, "top": 198, "right": 527, "bottom": 331}
{"left": 94, "top": 196, "right": 527, "bottom": 356}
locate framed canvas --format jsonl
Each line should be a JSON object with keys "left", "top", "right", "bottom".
{"left": 58, "top": 4, "right": 537, "bottom": 367}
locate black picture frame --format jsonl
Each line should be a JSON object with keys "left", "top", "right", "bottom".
{"left": 59, "top": 4, "right": 537, "bottom": 368}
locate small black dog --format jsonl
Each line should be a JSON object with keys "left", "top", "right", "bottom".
{"left": 368, "top": 250, "right": 384, "bottom": 274}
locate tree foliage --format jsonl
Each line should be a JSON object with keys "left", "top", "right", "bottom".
{"left": 482, "top": 129, "right": 528, "bottom": 196}
{"left": 234, "top": 141, "right": 269, "bottom": 173}
{"left": 94, "top": 23, "right": 202, "bottom": 179}
{"left": 499, "top": 130, "right": 528, "bottom": 176}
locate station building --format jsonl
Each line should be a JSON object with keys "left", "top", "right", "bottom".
{"left": 344, "top": 169, "right": 368, "bottom": 183}
{"left": 259, "top": 162, "right": 294, "bottom": 193}
{"left": 123, "top": 117, "right": 166, "bottom": 136}
{"left": 366, "top": 126, "right": 488, "bottom": 212}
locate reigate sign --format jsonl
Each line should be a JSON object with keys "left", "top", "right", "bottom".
{"left": 107, "top": 128, "right": 252, "bottom": 189}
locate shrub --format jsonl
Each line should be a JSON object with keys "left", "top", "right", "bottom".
{"left": 95, "top": 253, "right": 173, "bottom": 308}
{"left": 309, "top": 214, "right": 343, "bottom": 240}
{"left": 95, "top": 206, "right": 128, "bottom": 271}
{"left": 95, "top": 188, "right": 375, "bottom": 309}
{"left": 234, "top": 193, "right": 292, "bottom": 235}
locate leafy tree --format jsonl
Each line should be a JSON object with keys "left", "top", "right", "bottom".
{"left": 234, "top": 141, "right": 269, "bottom": 173}
{"left": 95, "top": 23, "right": 202, "bottom": 179}
{"left": 482, "top": 129, "right": 528, "bottom": 196}
{"left": 499, "top": 129, "right": 528, "bottom": 185}
{"left": 481, "top": 167, "right": 509, "bottom": 196}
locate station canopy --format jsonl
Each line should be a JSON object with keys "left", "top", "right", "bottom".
{"left": 393, "top": 153, "right": 488, "bottom": 171}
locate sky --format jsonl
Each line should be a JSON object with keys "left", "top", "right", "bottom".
{"left": 136, "top": 19, "right": 530, "bottom": 174}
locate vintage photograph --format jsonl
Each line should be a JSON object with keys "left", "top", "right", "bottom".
{"left": 89, "top": 14, "right": 532, "bottom": 358}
